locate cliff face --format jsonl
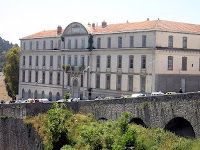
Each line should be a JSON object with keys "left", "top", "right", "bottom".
{"left": 0, "top": 117, "right": 44, "bottom": 150}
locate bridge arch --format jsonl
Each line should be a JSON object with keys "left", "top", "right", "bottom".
{"left": 129, "top": 118, "right": 146, "bottom": 127}
{"left": 164, "top": 117, "right": 195, "bottom": 138}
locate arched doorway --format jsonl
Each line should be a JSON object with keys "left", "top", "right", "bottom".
{"left": 72, "top": 79, "right": 79, "bottom": 98}
{"left": 129, "top": 118, "right": 146, "bottom": 127}
{"left": 164, "top": 117, "right": 195, "bottom": 138}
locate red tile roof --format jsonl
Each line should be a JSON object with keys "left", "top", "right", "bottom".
{"left": 24, "top": 29, "right": 64, "bottom": 38}
{"left": 23, "top": 20, "right": 200, "bottom": 38}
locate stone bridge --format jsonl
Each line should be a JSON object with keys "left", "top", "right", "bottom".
{"left": 0, "top": 92, "right": 200, "bottom": 148}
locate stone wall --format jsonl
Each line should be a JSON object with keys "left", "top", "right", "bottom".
{"left": 0, "top": 117, "right": 44, "bottom": 150}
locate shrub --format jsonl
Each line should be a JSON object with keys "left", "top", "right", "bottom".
{"left": 78, "top": 64, "right": 82, "bottom": 71}
{"left": 64, "top": 93, "right": 71, "bottom": 100}
{"left": 65, "top": 64, "right": 70, "bottom": 72}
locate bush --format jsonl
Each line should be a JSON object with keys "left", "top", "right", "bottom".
{"left": 65, "top": 64, "right": 70, "bottom": 72}
{"left": 64, "top": 93, "right": 71, "bottom": 100}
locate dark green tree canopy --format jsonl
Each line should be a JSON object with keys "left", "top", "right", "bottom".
{"left": 3, "top": 46, "right": 20, "bottom": 99}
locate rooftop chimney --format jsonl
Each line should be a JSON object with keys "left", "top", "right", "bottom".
{"left": 147, "top": 18, "right": 150, "bottom": 21}
{"left": 88, "top": 22, "right": 91, "bottom": 26}
{"left": 102, "top": 21, "right": 107, "bottom": 28}
{"left": 92, "top": 23, "right": 95, "bottom": 29}
{"left": 57, "top": 25, "right": 62, "bottom": 35}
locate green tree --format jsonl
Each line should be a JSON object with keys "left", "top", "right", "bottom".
{"left": 3, "top": 46, "right": 20, "bottom": 99}
{"left": 64, "top": 92, "right": 71, "bottom": 100}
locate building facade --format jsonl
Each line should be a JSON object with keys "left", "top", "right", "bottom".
{"left": 18, "top": 20, "right": 200, "bottom": 100}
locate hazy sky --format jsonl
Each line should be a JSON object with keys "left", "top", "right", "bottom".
{"left": 0, "top": 0, "right": 200, "bottom": 45}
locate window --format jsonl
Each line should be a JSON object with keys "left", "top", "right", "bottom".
{"left": 49, "top": 72, "right": 53, "bottom": 84}
{"left": 81, "top": 56, "right": 85, "bottom": 66}
{"left": 142, "top": 35, "right": 146, "bottom": 47}
{"left": 29, "top": 41, "right": 32, "bottom": 50}
{"left": 107, "top": 37, "right": 111, "bottom": 48}
{"left": 50, "top": 40, "right": 53, "bottom": 49}
{"left": 36, "top": 41, "right": 39, "bottom": 50}
{"left": 22, "top": 89, "right": 25, "bottom": 99}
{"left": 74, "top": 55, "right": 78, "bottom": 66}
{"left": 49, "top": 92, "right": 52, "bottom": 101}
{"left": 81, "top": 39, "right": 85, "bottom": 49}
{"left": 116, "top": 75, "right": 121, "bottom": 90}
{"left": 168, "top": 36, "right": 173, "bottom": 48}
{"left": 28, "top": 89, "right": 31, "bottom": 98}
{"left": 117, "top": 55, "right": 122, "bottom": 68}
{"left": 50, "top": 56, "right": 53, "bottom": 67}
{"left": 67, "top": 74, "right": 70, "bottom": 86}
{"left": 75, "top": 39, "right": 78, "bottom": 49}
{"left": 23, "top": 56, "right": 25, "bottom": 65}
{"left": 97, "top": 38, "right": 101, "bottom": 49}
{"left": 34, "top": 90, "right": 37, "bottom": 99}
{"left": 183, "top": 37, "right": 187, "bottom": 48}
{"left": 106, "top": 74, "right": 111, "bottom": 89}
{"left": 29, "top": 56, "right": 32, "bottom": 66}
{"left": 81, "top": 75, "right": 83, "bottom": 87}
{"left": 107, "top": 56, "right": 111, "bottom": 68}
{"left": 57, "top": 72, "right": 60, "bottom": 85}
{"left": 168, "top": 56, "right": 173, "bottom": 70}
{"left": 58, "top": 40, "right": 61, "bottom": 49}
{"left": 43, "top": 56, "right": 46, "bottom": 66}
{"left": 68, "top": 39, "right": 71, "bottom": 49}
{"left": 141, "top": 76, "right": 146, "bottom": 92}
{"left": 199, "top": 58, "right": 200, "bottom": 71}
{"left": 129, "top": 55, "right": 134, "bottom": 68}
{"left": 56, "top": 92, "right": 60, "bottom": 100}
{"left": 128, "top": 76, "right": 133, "bottom": 91}
{"left": 23, "top": 42, "right": 26, "bottom": 50}
{"left": 96, "top": 74, "right": 100, "bottom": 88}
{"left": 36, "top": 56, "right": 39, "bottom": 66}
{"left": 57, "top": 55, "right": 61, "bottom": 67}
{"left": 63, "top": 56, "right": 65, "bottom": 65}
{"left": 182, "top": 57, "right": 187, "bottom": 71}
{"left": 130, "top": 36, "right": 134, "bottom": 48}
{"left": 96, "top": 55, "right": 101, "bottom": 68}
{"left": 22, "top": 70, "right": 25, "bottom": 82}
{"left": 118, "top": 37, "right": 122, "bottom": 48}
{"left": 68, "top": 56, "right": 71, "bottom": 65}
{"left": 141, "top": 55, "right": 146, "bottom": 69}
{"left": 43, "top": 41, "right": 46, "bottom": 49}
{"left": 42, "top": 71, "right": 45, "bottom": 84}
{"left": 42, "top": 91, "right": 45, "bottom": 99}
{"left": 28, "top": 71, "right": 31, "bottom": 82}
{"left": 35, "top": 71, "right": 38, "bottom": 82}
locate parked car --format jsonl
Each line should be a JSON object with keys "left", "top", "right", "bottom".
{"left": 104, "top": 96, "right": 115, "bottom": 100}
{"left": 151, "top": 91, "right": 164, "bottom": 96}
{"left": 35, "top": 98, "right": 49, "bottom": 103}
{"left": 131, "top": 93, "right": 146, "bottom": 98}
{"left": 165, "top": 92, "right": 177, "bottom": 95}
{"left": 15, "top": 100, "right": 22, "bottom": 103}
{"left": 120, "top": 94, "right": 131, "bottom": 98}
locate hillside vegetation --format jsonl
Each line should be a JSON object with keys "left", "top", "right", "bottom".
{"left": 24, "top": 103, "right": 200, "bottom": 150}
{"left": 0, "top": 37, "right": 18, "bottom": 72}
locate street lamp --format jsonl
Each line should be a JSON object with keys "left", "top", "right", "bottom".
{"left": 147, "top": 59, "right": 158, "bottom": 95}
{"left": 33, "top": 79, "right": 42, "bottom": 100}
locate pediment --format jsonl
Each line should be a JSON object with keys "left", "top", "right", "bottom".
{"left": 62, "top": 22, "right": 89, "bottom": 36}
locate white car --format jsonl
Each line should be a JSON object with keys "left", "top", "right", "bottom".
{"left": 35, "top": 98, "right": 49, "bottom": 103}
{"left": 151, "top": 91, "right": 164, "bottom": 96}
{"left": 131, "top": 93, "right": 146, "bottom": 98}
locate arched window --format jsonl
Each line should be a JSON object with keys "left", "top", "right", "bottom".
{"left": 22, "top": 89, "right": 25, "bottom": 99}
{"left": 42, "top": 91, "right": 45, "bottom": 99}
{"left": 73, "top": 79, "right": 78, "bottom": 86}
{"left": 56, "top": 92, "right": 60, "bottom": 100}
{"left": 49, "top": 92, "right": 52, "bottom": 101}
{"left": 34, "top": 90, "right": 38, "bottom": 99}
{"left": 28, "top": 89, "right": 31, "bottom": 98}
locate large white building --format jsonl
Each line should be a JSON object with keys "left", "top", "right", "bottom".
{"left": 18, "top": 19, "right": 200, "bottom": 100}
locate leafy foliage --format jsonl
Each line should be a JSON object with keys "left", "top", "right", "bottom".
{"left": 3, "top": 46, "right": 20, "bottom": 99}
{"left": 0, "top": 37, "right": 18, "bottom": 72}
{"left": 64, "top": 92, "right": 71, "bottom": 100}
{"left": 25, "top": 105, "right": 200, "bottom": 150}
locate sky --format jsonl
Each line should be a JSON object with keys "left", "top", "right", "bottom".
{"left": 0, "top": 0, "right": 200, "bottom": 45}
